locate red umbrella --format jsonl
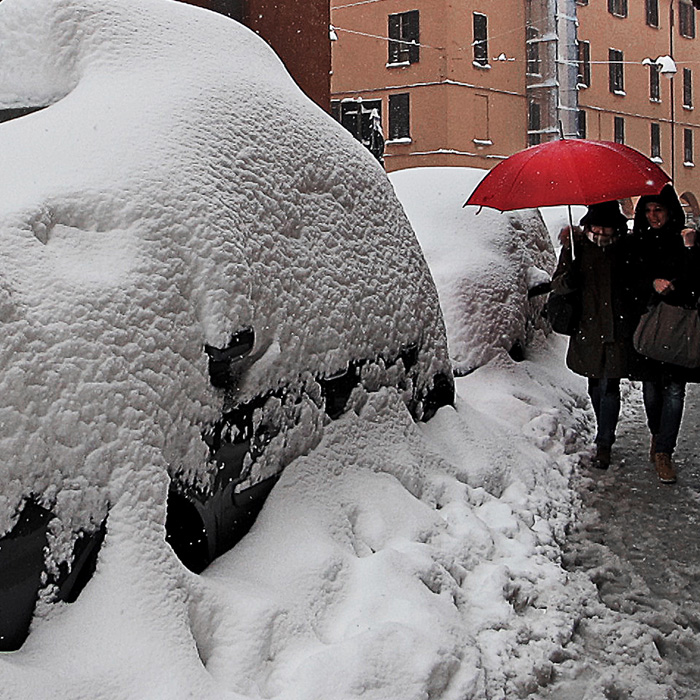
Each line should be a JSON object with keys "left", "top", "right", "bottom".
{"left": 465, "top": 139, "right": 670, "bottom": 211}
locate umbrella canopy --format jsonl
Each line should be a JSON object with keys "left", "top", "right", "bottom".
{"left": 465, "top": 139, "right": 670, "bottom": 211}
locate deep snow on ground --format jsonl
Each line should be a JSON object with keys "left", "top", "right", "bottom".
{"left": 1, "top": 1, "right": 694, "bottom": 698}
{"left": 2, "top": 335, "right": 597, "bottom": 700}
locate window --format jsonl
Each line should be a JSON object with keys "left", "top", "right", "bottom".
{"left": 609, "top": 49, "right": 624, "bottom": 94}
{"left": 650, "top": 62, "right": 661, "bottom": 101}
{"left": 526, "top": 26, "right": 540, "bottom": 76}
{"left": 335, "top": 99, "right": 384, "bottom": 161}
{"left": 388, "top": 93, "right": 410, "bottom": 140}
{"left": 388, "top": 10, "right": 420, "bottom": 65}
{"left": 608, "top": 0, "right": 627, "bottom": 17}
{"left": 679, "top": 1, "right": 696, "bottom": 39}
{"left": 614, "top": 116, "right": 625, "bottom": 144}
{"left": 646, "top": 0, "right": 659, "bottom": 27}
{"left": 684, "top": 68, "right": 694, "bottom": 108}
{"left": 684, "top": 128, "right": 694, "bottom": 164}
{"left": 577, "top": 40, "right": 591, "bottom": 87}
{"left": 577, "top": 110, "right": 587, "bottom": 139}
{"left": 651, "top": 123, "right": 661, "bottom": 159}
{"left": 528, "top": 101, "right": 541, "bottom": 146}
{"left": 473, "top": 13, "right": 488, "bottom": 67}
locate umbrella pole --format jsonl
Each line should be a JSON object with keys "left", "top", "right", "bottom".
{"left": 567, "top": 204, "right": 576, "bottom": 260}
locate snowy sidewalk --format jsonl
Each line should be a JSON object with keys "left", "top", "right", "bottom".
{"left": 546, "top": 382, "right": 700, "bottom": 699}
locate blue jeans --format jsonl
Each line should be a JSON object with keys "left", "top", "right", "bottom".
{"left": 643, "top": 379, "right": 686, "bottom": 455}
{"left": 588, "top": 378, "right": 620, "bottom": 448}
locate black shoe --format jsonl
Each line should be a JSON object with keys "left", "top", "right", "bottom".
{"left": 593, "top": 445, "right": 611, "bottom": 470}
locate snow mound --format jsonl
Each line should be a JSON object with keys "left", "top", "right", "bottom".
{"left": 1, "top": 344, "right": 595, "bottom": 700}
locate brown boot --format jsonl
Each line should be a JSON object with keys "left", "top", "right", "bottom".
{"left": 654, "top": 453, "right": 677, "bottom": 484}
{"left": 593, "top": 445, "right": 611, "bottom": 470}
{"left": 649, "top": 434, "right": 657, "bottom": 463}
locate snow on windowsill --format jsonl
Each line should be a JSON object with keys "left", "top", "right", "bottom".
{"left": 529, "top": 78, "right": 557, "bottom": 89}
{"left": 473, "top": 61, "right": 491, "bottom": 70}
{"left": 472, "top": 139, "right": 493, "bottom": 146}
{"left": 684, "top": 161, "right": 695, "bottom": 167}
{"left": 386, "top": 61, "right": 411, "bottom": 69}
{"left": 651, "top": 156, "right": 663, "bottom": 163}
{"left": 613, "top": 90, "right": 626, "bottom": 96}
{"left": 386, "top": 137, "right": 412, "bottom": 144}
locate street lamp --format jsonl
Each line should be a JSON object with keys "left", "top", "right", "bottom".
{"left": 641, "top": 54, "right": 677, "bottom": 177}
{"left": 643, "top": 3, "right": 680, "bottom": 182}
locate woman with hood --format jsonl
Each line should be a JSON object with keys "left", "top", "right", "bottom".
{"left": 631, "top": 184, "right": 700, "bottom": 484}
{"left": 551, "top": 200, "right": 637, "bottom": 470}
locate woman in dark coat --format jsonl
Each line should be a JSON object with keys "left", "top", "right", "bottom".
{"left": 551, "top": 200, "right": 637, "bottom": 469}
{"left": 630, "top": 184, "right": 700, "bottom": 484}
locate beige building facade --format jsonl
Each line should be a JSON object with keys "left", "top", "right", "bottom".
{"left": 331, "top": 0, "right": 700, "bottom": 213}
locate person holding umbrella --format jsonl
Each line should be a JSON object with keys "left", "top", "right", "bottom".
{"left": 550, "top": 200, "right": 637, "bottom": 469}
{"left": 630, "top": 185, "right": 700, "bottom": 484}
{"left": 464, "top": 137, "right": 676, "bottom": 471}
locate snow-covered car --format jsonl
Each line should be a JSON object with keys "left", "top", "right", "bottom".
{"left": 0, "top": 0, "right": 453, "bottom": 650}
{"left": 390, "top": 167, "right": 555, "bottom": 376}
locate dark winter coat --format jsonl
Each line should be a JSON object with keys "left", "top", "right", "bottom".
{"left": 628, "top": 185, "right": 700, "bottom": 382}
{"left": 629, "top": 223, "right": 700, "bottom": 383}
{"left": 552, "top": 234, "right": 638, "bottom": 379}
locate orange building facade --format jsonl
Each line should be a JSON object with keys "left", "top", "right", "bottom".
{"left": 331, "top": 0, "right": 700, "bottom": 212}
{"left": 331, "top": 0, "right": 529, "bottom": 172}
{"left": 576, "top": 0, "right": 700, "bottom": 211}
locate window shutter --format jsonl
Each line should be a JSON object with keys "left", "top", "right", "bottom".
{"left": 407, "top": 11, "right": 420, "bottom": 63}
{"left": 388, "top": 15, "right": 400, "bottom": 63}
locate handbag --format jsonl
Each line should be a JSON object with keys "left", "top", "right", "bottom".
{"left": 546, "top": 291, "right": 580, "bottom": 336}
{"left": 633, "top": 301, "right": 700, "bottom": 368}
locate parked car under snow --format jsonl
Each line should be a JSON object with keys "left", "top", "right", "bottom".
{"left": 0, "top": 0, "right": 453, "bottom": 651}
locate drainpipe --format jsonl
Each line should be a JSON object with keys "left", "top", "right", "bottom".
{"left": 669, "top": 0, "right": 676, "bottom": 183}
{"left": 555, "top": 0, "right": 579, "bottom": 139}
